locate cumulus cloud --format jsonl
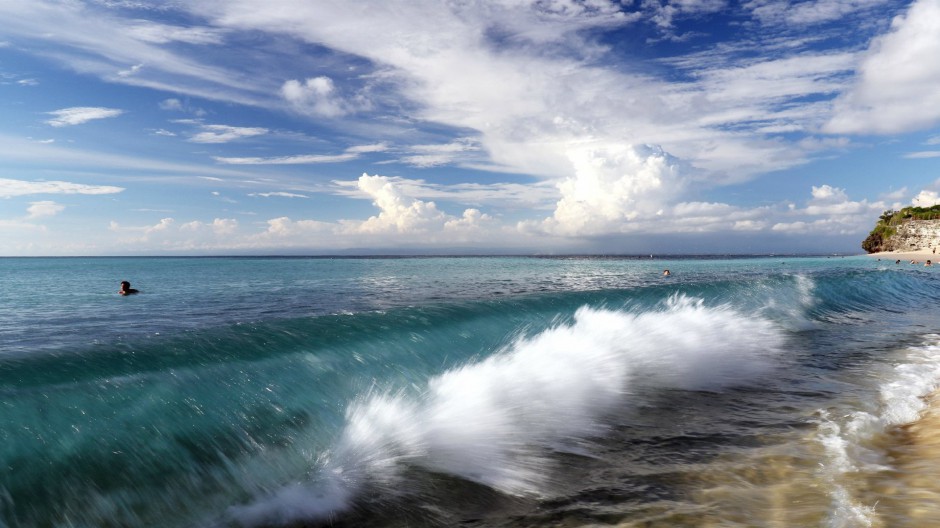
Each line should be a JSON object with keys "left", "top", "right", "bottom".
{"left": 772, "top": 184, "right": 887, "bottom": 235}
{"left": 0, "top": 178, "right": 124, "bottom": 198}
{"left": 109, "top": 217, "right": 240, "bottom": 248}
{"left": 913, "top": 190, "right": 940, "bottom": 207}
{"left": 825, "top": 0, "right": 940, "bottom": 134}
{"left": 537, "top": 144, "right": 683, "bottom": 236}
{"left": 45, "top": 107, "right": 124, "bottom": 127}
{"left": 189, "top": 124, "right": 268, "bottom": 143}
{"left": 804, "top": 185, "right": 865, "bottom": 215}
{"left": 180, "top": 218, "right": 238, "bottom": 235}
{"left": 261, "top": 216, "right": 335, "bottom": 238}
{"left": 351, "top": 174, "right": 449, "bottom": 234}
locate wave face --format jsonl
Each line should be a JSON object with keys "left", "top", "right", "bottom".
{"left": 2, "top": 256, "right": 940, "bottom": 527}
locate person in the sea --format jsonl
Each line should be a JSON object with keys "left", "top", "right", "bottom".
{"left": 927, "top": 260, "right": 933, "bottom": 267}
{"left": 663, "top": 269, "right": 671, "bottom": 276}
{"left": 119, "top": 281, "right": 139, "bottom": 295}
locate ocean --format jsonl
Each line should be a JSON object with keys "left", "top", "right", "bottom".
{"left": 2, "top": 255, "right": 940, "bottom": 527}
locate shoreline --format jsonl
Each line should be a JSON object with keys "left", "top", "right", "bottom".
{"left": 866, "top": 249, "right": 937, "bottom": 263}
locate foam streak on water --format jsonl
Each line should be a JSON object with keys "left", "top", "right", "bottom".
{"left": 816, "top": 336, "right": 940, "bottom": 528}
{"left": 231, "top": 295, "right": 786, "bottom": 526}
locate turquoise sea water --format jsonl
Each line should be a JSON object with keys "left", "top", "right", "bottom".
{"left": 3, "top": 255, "right": 940, "bottom": 527}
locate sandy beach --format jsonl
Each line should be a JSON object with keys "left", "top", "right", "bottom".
{"left": 866, "top": 249, "right": 938, "bottom": 263}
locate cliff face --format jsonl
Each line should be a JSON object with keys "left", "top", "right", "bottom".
{"left": 881, "top": 219, "right": 940, "bottom": 252}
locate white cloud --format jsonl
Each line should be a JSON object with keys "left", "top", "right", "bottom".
{"left": 118, "top": 63, "right": 144, "bottom": 77}
{"left": 745, "top": 0, "right": 894, "bottom": 27}
{"left": 180, "top": 218, "right": 238, "bottom": 235}
{"left": 444, "top": 208, "right": 493, "bottom": 232}
{"left": 825, "top": 0, "right": 940, "bottom": 134}
{"left": 904, "top": 151, "right": 940, "bottom": 159}
{"left": 0, "top": 178, "right": 124, "bottom": 198}
{"left": 880, "top": 187, "right": 907, "bottom": 201}
{"left": 331, "top": 176, "right": 558, "bottom": 209}
{"left": 537, "top": 144, "right": 683, "bottom": 236}
{"left": 45, "top": 107, "right": 124, "bottom": 127}
{"left": 401, "top": 138, "right": 481, "bottom": 167}
{"left": 180, "top": 0, "right": 827, "bottom": 186}
{"left": 26, "top": 200, "right": 65, "bottom": 218}
{"left": 913, "top": 190, "right": 940, "bottom": 207}
{"left": 249, "top": 192, "right": 309, "bottom": 198}
{"left": 261, "top": 217, "right": 335, "bottom": 238}
{"left": 281, "top": 76, "right": 360, "bottom": 117}
{"left": 159, "top": 98, "right": 184, "bottom": 111}
{"left": 351, "top": 174, "right": 448, "bottom": 234}
{"left": 126, "top": 22, "right": 227, "bottom": 45}
{"left": 770, "top": 184, "right": 886, "bottom": 235}
{"left": 643, "top": 0, "right": 728, "bottom": 30}
{"left": 215, "top": 143, "right": 387, "bottom": 165}
{"left": 189, "top": 124, "right": 268, "bottom": 143}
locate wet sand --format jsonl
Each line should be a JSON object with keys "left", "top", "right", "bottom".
{"left": 873, "top": 391, "right": 940, "bottom": 527}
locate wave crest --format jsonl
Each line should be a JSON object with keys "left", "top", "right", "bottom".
{"left": 230, "top": 295, "right": 786, "bottom": 526}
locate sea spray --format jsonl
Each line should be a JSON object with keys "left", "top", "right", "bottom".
{"left": 230, "top": 295, "right": 786, "bottom": 526}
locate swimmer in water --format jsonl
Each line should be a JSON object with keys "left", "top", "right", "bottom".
{"left": 663, "top": 269, "right": 671, "bottom": 276}
{"left": 119, "top": 281, "right": 139, "bottom": 295}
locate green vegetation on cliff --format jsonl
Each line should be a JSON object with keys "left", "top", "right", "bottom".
{"left": 862, "top": 205, "right": 940, "bottom": 253}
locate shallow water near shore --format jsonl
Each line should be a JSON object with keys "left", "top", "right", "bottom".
{"left": 2, "top": 255, "right": 940, "bottom": 527}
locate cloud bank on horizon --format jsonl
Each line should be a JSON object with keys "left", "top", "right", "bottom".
{"left": 1, "top": 0, "right": 939, "bottom": 254}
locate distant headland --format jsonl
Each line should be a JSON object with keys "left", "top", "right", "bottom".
{"left": 863, "top": 206, "right": 940, "bottom": 254}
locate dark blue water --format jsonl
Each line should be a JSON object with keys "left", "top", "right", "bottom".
{"left": 2, "top": 256, "right": 940, "bottom": 527}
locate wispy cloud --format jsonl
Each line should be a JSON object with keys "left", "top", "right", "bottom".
{"left": 45, "top": 107, "right": 124, "bottom": 127}
{"left": 904, "top": 151, "right": 940, "bottom": 159}
{"left": 26, "top": 200, "right": 65, "bottom": 218}
{"left": 189, "top": 124, "right": 269, "bottom": 143}
{"left": 401, "top": 138, "right": 481, "bottom": 167}
{"left": 125, "top": 21, "right": 227, "bottom": 45}
{"left": 249, "top": 192, "right": 309, "bottom": 198}
{"left": 0, "top": 178, "right": 124, "bottom": 198}
{"left": 215, "top": 143, "right": 388, "bottom": 165}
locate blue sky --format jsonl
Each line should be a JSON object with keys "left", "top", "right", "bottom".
{"left": 2, "top": 0, "right": 939, "bottom": 255}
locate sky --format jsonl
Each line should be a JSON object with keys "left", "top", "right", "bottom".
{"left": 2, "top": 0, "right": 940, "bottom": 256}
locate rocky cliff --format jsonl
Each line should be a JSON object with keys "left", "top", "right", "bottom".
{"left": 880, "top": 219, "right": 940, "bottom": 252}
{"left": 862, "top": 206, "right": 940, "bottom": 253}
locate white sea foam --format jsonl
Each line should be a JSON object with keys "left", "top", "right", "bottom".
{"left": 818, "top": 335, "right": 940, "bottom": 528}
{"left": 230, "top": 295, "right": 786, "bottom": 526}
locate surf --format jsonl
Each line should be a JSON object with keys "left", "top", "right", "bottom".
{"left": 229, "top": 295, "right": 787, "bottom": 526}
